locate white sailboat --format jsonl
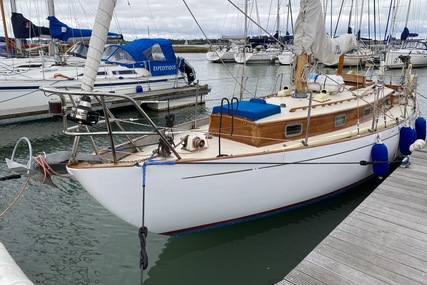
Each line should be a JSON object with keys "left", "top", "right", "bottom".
{"left": 384, "top": 39, "right": 427, "bottom": 69}
{"left": 382, "top": 0, "right": 427, "bottom": 69}
{"left": 233, "top": 0, "right": 281, "bottom": 64}
{"left": 206, "top": 41, "right": 242, "bottom": 63}
{"left": 234, "top": 46, "right": 280, "bottom": 64}
{"left": 7, "top": 0, "right": 425, "bottom": 236}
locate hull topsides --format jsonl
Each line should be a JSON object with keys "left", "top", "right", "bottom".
{"left": 68, "top": 124, "right": 401, "bottom": 235}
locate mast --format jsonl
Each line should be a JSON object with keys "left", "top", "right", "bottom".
{"left": 347, "top": 0, "right": 354, "bottom": 33}
{"left": 289, "top": 0, "right": 294, "bottom": 36}
{"left": 333, "top": 0, "right": 344, "bottom": 37}
{"left": 47, "top": 0, "right": 61, "bottom": 64}
{"left": 285, "top": 0, "right": 290, "bottom": 36}
{"left": 384, "top": 0, "right": 394, "bottom": 42}
{"left": 6, "top": 0, "right": 21, "bottom": 54}
{"left": 276, "top": 0, "right": 280, "bottom": 39}
{"left": 239, "top": 0, "right": 248, "bottom": 99}
{"left": 0, "top": 0, "right": 10, "bottom": 53}
{"left": 386, "top": 0, "right": 398, "bottom": 47}
{"left": 404, "top": 0, "right": 412, "bottom": 28}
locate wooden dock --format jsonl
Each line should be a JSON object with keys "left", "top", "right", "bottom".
{"left": 276, "top": 148, "right": 427, "bottom": 285}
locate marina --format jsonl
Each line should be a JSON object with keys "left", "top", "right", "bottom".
{"left": 276, "top": 148, "right": 427, "bottom": 285}
{"left": 0, "top": 52, "right": 426, "bottom": 284}
{"left": 0, "top": 37, "right": 208, "bottom": 125}
{"left": 1, "top": 0, "right": 427, "bottom": 283}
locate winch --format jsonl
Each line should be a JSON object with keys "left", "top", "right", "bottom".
{"left": 182, "top": 135, "right": 206, "bottom": 152}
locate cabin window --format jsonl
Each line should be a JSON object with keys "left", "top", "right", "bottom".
{"left": 143, "top": 44, "right": 166, "bottom": 61}
{"left": 19, "top": 64, "right": 42, "bottom": 68}
{"left": 116, "top": 70, "right": 137, "bottom": 75}
{"left": 334, "top": 114, "right": 346, "bottom": 127}
{"left": 285, "top": 123, "right": 303, "bottom": 137}
{"left": 363, "top": 107, "right": 371, "bottom": 118}
{"left": 102, "top": 46, "right": 134, "bottom": 63}
{"left": 97, "top": 71, "right": 107, "bottom": 76}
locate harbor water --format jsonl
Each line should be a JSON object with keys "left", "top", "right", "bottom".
{"left": 1, "top": 53, "right": 426, "bottom": 284}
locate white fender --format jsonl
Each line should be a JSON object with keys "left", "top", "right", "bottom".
{"left": 409, "top": 139, "right": 426, "bottom": 152}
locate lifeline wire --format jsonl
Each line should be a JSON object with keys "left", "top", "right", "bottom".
{"left": 173, "top": 160, "right": 391, "bottom": 166}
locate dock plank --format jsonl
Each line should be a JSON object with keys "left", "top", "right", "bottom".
{"left": 301, "top": 252, "right": 383, "bottom": 285}
{"left": 310, "top": 237, "right": 423, "bottom": 285}
{"left": 277, "top": 148, "right": 427, "bottom": 285}
{"left": 339, "top": 211, "right": 427, "bottom": 251}
{"left": 330, "top": 228, "right": 427, "bottom": 272}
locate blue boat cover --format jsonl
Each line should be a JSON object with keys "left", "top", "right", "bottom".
{"left": 212, "top": 98, "right": 281, "bottom": 121}
{"left": 12, "top": 12, "right": 50, "bottom": 39}
{"left": 48, "top": 16, "right": 122, "bottom": 42}
{"left": 101, "top": 38, "right": 182, "bottom": 76}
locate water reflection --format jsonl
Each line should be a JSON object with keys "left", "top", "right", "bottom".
{"left": 144, "top": 177, "right": 382, "bottom": 285}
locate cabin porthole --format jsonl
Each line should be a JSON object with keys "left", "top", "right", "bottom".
{"left": 285, "top": 122, "right": 303, "bottom": 137}
{"left": 334, "top": 114, "right": 346, "bottom": 127}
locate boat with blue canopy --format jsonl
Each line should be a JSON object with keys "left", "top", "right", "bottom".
{"left": 102, "top": 38, "right": 196, "bottom": 82}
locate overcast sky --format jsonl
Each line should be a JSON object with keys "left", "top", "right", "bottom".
{"left": 1, "top": 0, "right": 426, "bottom": 41}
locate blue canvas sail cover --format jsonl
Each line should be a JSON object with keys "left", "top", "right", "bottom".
{"left": 400, "top": 27, "right": 419, "bottom": 41}
{"left": 48, "top": 16, "right": 122, "bottom": 42}
{"left": 102, "top": 38, "right": 181, "bottom": 76}
{"left": 11, "top": 12, "right": 50, "bottom": 38}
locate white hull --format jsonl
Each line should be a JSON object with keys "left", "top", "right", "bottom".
{"left": 277, "top": 51, "right": 294, "bottom": 65}
{"left": 384, "top": 49, "right": 427, "bottom": 68}
{"left": 145, "top": 94, "right": 207, "bottom": 111}
{"left": 234, "top": 50, "right": 279, "bottom": 64}
{"left": 68, "top": 120, "right": 403, "bottom": 235}
{"left": 206, "top": 50, "right": 237, "bottom": 63}
{"left": 0, "top": 56, "right": 86, "bottom": 73}
{"left": 324, "top": 48, "right": 373, "bottom": 67}
{"left": 0, "top": 64, "right": 203, "bottom": 124}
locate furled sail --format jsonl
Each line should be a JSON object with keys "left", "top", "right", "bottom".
{"left": 48, "top": 16, "right": 122, "bottom": 42}
{"left": 11, "top": 12, "right": 50, "bottom": 38}
{"left": 81, "top": 0, "right": 117, "bottom": 92}
{"left": 293, "top": 0, "right": 357, "bottom": 65}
